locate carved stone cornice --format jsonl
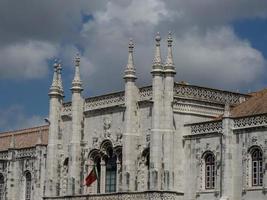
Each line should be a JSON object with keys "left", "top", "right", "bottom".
{"left": 0, "top": 152, "right": 8, "bottom": 160}
{"left": 174, "top": 83, "right": 249, "bottom": 105}
{"left": 188, "top": 121, "right": 223, "bottom": 135}
{"left": 139, "top": 86, "right": 152, "bottom": 101}
{"left": 85, "top": 92, "right": 125, "bottom": 111}
{"left": 61, "top": 84, "right": 249, "bottom": 117}
{"left": 233, "top": 114, "right": 267, "bottom": 130}
{"left": 173, "top": 98, "right": 224, "bottom": 117}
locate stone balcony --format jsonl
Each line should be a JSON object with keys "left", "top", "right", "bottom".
{"left": 43, "top": 191, "right": 184, "bottom": 200}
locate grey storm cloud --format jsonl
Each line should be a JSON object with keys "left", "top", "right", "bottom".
{"left": 0, "top": 0, "right": 266, "bottom": 92}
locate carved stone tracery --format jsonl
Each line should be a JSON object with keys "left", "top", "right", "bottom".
{"left": 233, "top": 115, "right": 267, "bottom": 129}
{"left": 191, "top": 121, "right": 222, "bottom": 135}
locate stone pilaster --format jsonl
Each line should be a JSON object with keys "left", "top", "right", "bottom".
{"left": 68, "top": 54, "right": 84, "bottom": 195}
{"left": 220, "top": 104, "right": 234, "bottom": 200}
{"left": 122, "top": 39, "right": 139, "bottom": 192}
{"left": 45, "top": 61, "right": 63, "bottom": 197}
{"left": 163, "top": 32, "right": 176, "bottom": 190}
{"left": 150, "top": 32, "right": 164, "bottom": 190}
{"left": 7, "top": 145, "right": 19, "bottom": 200}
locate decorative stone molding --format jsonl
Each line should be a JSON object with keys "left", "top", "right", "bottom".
{"left": 16, "top": 148, "right": 36, "bottom": 159}
{"left": 139, "top": 87, "right": 152, "bottom": 101}
{"left": 233, "top": 115, "right": 267, "bottom": 130}
{"left": 85, "top": 92, "right": 125, "bottom": 111}
{"left": 173, "top": 99, "right": 224, "bottom": 117}
{"left": 0, "top": 152, "right": 8, "bottom": 160}
{"left": 43, "top": 191, "right": 183, "bottom": 200}
{"left": 190, "top": 121, "right": 223, "bottom": 135}
{"left": 62, "top": 102, "right": 72, "bottom": 116}
{"left": 174, "top": 83, "right": 248, "bottom": 105}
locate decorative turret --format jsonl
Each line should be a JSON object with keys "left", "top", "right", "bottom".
{"left": 151, "top": 32, "right": 163, "bottom": 74}
{"left": 71, "top": 54, "right": 83, "bottom": 91}
{"left": 164, "top": 32, "right": 176, "bottom": 74}
{"left": 122, "top": 39, "right": 139, "bottom": 191}
{"left": 162, "top": 32, "right": 176, "bottom": 190}
{"left": 150, "top": 32, "right": 164, "bottom": 190}
{"left": 124, "top": 39, "right": 137, "bottom": 80}
{"left": 45, "top": 59, "right": 63, "bottom": 197}
{"left": 69, "top": 53, "right": 84, "bottom": 195}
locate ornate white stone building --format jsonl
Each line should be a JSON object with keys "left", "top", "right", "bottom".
{"left": 0, "top": 33, "right": 266, "bottom": 200}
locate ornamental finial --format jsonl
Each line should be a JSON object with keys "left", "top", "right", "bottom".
{"left": 49, "top": 59, "right": 60, "bottom": 96}
{"left": 57, "top": 60, "right": 64, "bottom": 96}
{"left": 152, "top": 32, "right": 163, "bottom": 73}
{"left": 124, "top": 38, "right": 136, "bottom": 80}
{"left": 71, "top": 53, "right": 83, "bottom": 91}
{"left": 164, "top": 31, "right": 175, "bottom": 74}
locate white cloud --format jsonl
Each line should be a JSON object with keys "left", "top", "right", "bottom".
{"left": 0, "top": 0, "right": 266, "bottom": 92}
{"left": 174, "top": 27, "right": 266, "bottom": 90}
{"left": 0, "top": 40, "right": 57, "bottom": 79}
{"left": 78, "top": 0, "right": 267, "bottom": 94}
{"left": 0, "top": 105, "right": 45, "bottom": 132}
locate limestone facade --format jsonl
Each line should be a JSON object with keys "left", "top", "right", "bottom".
{"left": 0, "top": 33, "right": 266, "bottom": 200}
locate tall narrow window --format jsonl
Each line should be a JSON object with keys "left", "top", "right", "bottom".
{"left": 105, "top": 148, "right": 117, "bottom": 193}
{"left": 251, "top": 148, "right": 263, "bottom": 186}
{"left": 0, "top": 174, "right": 4, "bottom": 200}
{"left": 205, "top": 153, "right": 215, "bottom": 189}
{"left": 25, "top": 172, "right": 31, "bottom": 200}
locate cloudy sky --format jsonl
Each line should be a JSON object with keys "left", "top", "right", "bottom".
{"left": 0, "top": 0, "right": 267, "bottom": 131}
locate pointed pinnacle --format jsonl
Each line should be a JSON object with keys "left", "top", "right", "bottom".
{"left": 164, "top": 31, "right": 176, "bottom": 75}
{"left": 152, "top": 32, "right": 163, "bottom": 73}
{"left": 124, "top": 38, "right": 136, "bottom": 80}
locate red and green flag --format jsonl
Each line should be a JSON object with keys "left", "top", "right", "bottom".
{"left": 85, "top": 165, "right": 98, "bottom": 187}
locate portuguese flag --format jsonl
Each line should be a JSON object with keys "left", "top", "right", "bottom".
{"left": 85, "top": 165, "right": 98, "bottom": 187}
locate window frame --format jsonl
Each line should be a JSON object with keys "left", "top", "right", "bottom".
{"left": 251, "top": 148, "right": 263, "bottom": 187}
{"left": 204, "top": 152, "right": 216, "bottom": 190}
{"left": 25, "top": 171, "right": 32, "bottom": 200}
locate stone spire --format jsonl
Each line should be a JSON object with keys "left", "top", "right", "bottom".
{"left": 124, "top": 38, "right": 137, "bottom": 80}
{"left": 49, "top": 60, "right": 60, "bottom": 96}
{"left": 71, "top": 54, "right": 83, "bottom": 91}
{"left": 164, "top": 31, "right": 176, "bottom": 74}
{"left": 152, "top": 32, "right": 163, "bottom": 73}
{"left": 57, "top": 61, "right": 64, "bottom": 97}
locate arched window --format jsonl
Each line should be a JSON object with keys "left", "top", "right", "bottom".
{"left": 205, "top": 153, "right": 215, "bottom": 189}
{"left": 251, "top": 148, "right": 263, "bottom": 186}
{"left": 25, "top": 172, "right": 31, "bottom": 200}
{"left": 0, "top": 174, "right": 4, "bottom": 200}
{"left": 105, "top": 147, "right": 117, "bottom": 193}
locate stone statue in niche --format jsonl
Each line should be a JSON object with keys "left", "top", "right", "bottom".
{"left": 103, "top": 116, "right": 111, "bottom": 138}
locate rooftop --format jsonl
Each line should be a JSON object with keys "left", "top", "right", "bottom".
{"left": 0, "top": 125, "right": 48, "bottom": 152}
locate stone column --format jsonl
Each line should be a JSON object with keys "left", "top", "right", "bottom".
{"left": 68, "top": 55, "right": 84, "bottom": 195}
{"left": 122, "top": 39, "right": 139, "bottom": 192}
{"left": 116, "top": 159, "right": 121, "bottom": 192}
{"left": 163, "top": 32, "right": 176, "bottom": 190}
{"left": 150, "top": 32, "right": 164, "bottom": 190}
{"left": 100, "top": 158, "right": 106, "bottom": 193}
